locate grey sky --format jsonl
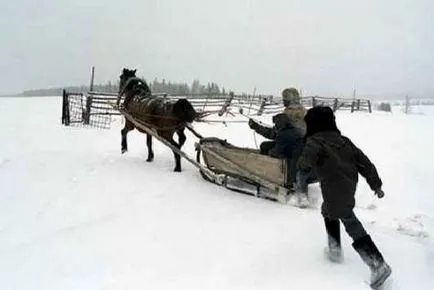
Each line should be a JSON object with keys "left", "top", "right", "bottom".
{"left": 1, "top": 0, "right": 433, "bottom": 98}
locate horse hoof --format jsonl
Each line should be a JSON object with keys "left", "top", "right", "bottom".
{"left": 121, "top": 149, "right": 127, "bottom": 154}
{"left": 146, "top": 157, "right": 154, "bottom": 162}
{"left": 174, "top": 168, "right": 182, "bottom": 172}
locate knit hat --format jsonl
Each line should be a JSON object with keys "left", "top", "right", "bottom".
{"left": 304, "top": 106, "right": 340, "bottom": 137}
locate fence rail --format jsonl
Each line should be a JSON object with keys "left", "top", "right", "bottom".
{"left": 62, "top": 89, "right": 372, "bottom": 129}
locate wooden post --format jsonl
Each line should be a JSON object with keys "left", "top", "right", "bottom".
{"left": 332, "top": 98, "right": 338, "bottom": 112}
{"left": 62, "top": 89, "right": 70, "bottom": 126}
{"left": 202, "top": 94, "right": 209, "bottom": 112}
{"left": 61, "top": 89, "right": 66, "bottom": 125}
{"left": 84, "top": 95, "right": 92, "bottom": 124}
{"left": 368, "top": 100, "right": 372, "bottom": 113}
{"left": 352, "top": 89, "right": 356, "bottom": 103}
{"left": 218, "top": 92, "right": 234, "bottom": 116}
{"left": 89, "top": 66, "right": 95, "bottom": 92}
{"left": 312, "top": 97, "right": 316, "bottom": 107}
{"left": 257, "top": 98, "right": 267, "bottom": 116}
{"left": 351, "top": 101, "right": 355, "bottom": 113}
{"left": 356, "top": 99, "right": 361, "bottom": 111}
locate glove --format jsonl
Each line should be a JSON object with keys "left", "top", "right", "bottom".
{"left": 374, "top": 188, "right": 385, "bottom": 199}
{"left": 248, "top": 119, "right": 258, "bottom": 130}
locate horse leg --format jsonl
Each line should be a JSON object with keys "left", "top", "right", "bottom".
{"left": 168, "top": 137, "right": 182, "bottom": 172}
{"left": 177, "top": 129, "right": 187, "bottom": 148}
{"left": 146, "top": 133, "right": 154, "bottom": 162}
{"left": 121, "top": 120, "right": 134, "bottom": 154}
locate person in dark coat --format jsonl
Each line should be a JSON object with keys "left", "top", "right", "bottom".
{"left": 297, "top": 106, "right": 391, "bottom": 289}
{"left": 249, "top": 113, "right": 303, "bottom": 158}
{"left": 249, "top": 114, "right": 309, "bottom": 194}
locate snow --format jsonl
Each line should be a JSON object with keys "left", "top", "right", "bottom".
{"left": 0, "top": 97, "right": 433, "bottom": 290}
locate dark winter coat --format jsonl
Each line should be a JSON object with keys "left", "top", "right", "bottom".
{"left": 250, "top": 115, "right": 304, "bottom": 183}
{"left": 251, "top": 117, "right": 304, "bottom": 160}
{"left": 297, "top": 131, "right": 382, "bottom": 219}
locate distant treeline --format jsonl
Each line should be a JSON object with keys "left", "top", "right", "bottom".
{"left": 20, "top": 78, "right": 228, "bottom": 96}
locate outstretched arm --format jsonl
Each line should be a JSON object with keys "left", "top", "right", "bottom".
{"left": 249, "top": 119, "right": 276, "bottom": 140}
{"left": 347, "top": 138, "right": 383, "bottom": 191}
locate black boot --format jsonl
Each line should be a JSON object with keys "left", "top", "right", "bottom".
{"left": 352, "top": 235, "right": 392, "bottom": 289}
{"left": 324, "top": 218, "right": 343, "bottom": 262}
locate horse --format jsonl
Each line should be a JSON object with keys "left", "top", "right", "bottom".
{"left": 118, "top": 68, "right": 198, "bottom": 172}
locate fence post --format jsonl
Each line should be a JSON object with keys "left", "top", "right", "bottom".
{"left": 89, "top": 66, "right": 95, "bottom": 91}
{"left": 356, "top": 99, "right": 361, "bottom": 111}
{"left": 257, "top": 98, "right": 267, "bottom": 116}
{"left": 202, "top": 94, "right": 209, "bottom": 112}
{"left": 62, "top": 89, "right": 70, "bottom": 126}
{"left": 218, "top": 92, "right": 234, "bottom": 116}
{"left": 368, "top": 100, "right": 372, "bottom": 113}
{"left": 351, "top": 101, "right": 355, "bottom": 113}
{"left": 62, "top": 89, "right": 65, "bottom": 125}
{"left": 332, "top": 98, "right": 338, "bottom": 112}
{"left": 312, "top": 97, "right": 316, "bottom": 107}
{"left": 84, "top": 95, "right": 92, "bottom": 124}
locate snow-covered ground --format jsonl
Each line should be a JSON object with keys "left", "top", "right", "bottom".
{"left": 0, "top": 97, "right": 433, "bottom": 290}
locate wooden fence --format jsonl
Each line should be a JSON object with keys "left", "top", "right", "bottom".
{"left": 62, "top": 90, "right": 372, "bottom": 129}
{"left": 299, "top": 96, "right": 372, "bottom": 113}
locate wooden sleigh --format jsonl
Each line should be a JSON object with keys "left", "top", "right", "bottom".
{"left": 195, "top": 137, "right": 290, "bottom": 202}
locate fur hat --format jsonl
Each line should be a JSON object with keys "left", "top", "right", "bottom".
{"left": 281, "top": 88, "right": 300, "bottom": 102}
{"left": 304, "top": 106, "right": 340, "bottom": 137}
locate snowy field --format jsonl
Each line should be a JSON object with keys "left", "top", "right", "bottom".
{"left": 0, "top": 97, "right": 433, "bottom": 290}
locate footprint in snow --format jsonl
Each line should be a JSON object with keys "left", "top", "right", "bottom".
{"left": 366, "top": 203, "right": 377, "bottom": 210}
{"left": 393, "top": 215, "right": 430, "bottom": 238}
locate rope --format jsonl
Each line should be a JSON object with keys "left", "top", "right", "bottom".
{"left": 236, "top": 109, "right": 264, "bottom": 150}
{"left": 253, "top": 131, "right": 259, "bottom": 149}
{"left": 186, "top": 124, "right": 204, "bottom": 139}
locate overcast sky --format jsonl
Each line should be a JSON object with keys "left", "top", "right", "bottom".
{"left": 1, "top": 0, "right": 433, "bottom": 97}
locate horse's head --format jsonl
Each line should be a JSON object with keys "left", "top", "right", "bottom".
{"left": 119, "top": 68, "right": 137, "bottom": 93}
{"left": 173, "top": 99, "right": 198, "bottom": 123}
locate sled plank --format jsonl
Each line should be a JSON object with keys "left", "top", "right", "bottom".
{"left": 201, "top": 146, "right": 288, "bottom": 196}
{"left": 202, "top": 142, "right": 287, "bottom": 186}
